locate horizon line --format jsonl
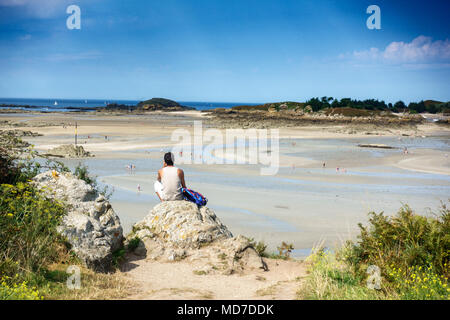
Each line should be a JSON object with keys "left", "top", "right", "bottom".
{"left": 1, "top": 96, "right": 449, "bottom": 105}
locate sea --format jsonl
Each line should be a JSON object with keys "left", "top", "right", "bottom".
{"left": 0, "top": 98, "right": 259, "bottom": 112}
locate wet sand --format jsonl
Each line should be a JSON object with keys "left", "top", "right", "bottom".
{"left": 2, "top": 111, "right": 449, "bottom": 257}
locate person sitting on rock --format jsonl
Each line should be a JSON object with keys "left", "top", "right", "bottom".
{"left": 154, "top": 152, "right": 186, "bottom": 202}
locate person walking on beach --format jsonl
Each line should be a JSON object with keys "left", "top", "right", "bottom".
{"left": 154, "top": 152, "right": 186, "bottom": 202}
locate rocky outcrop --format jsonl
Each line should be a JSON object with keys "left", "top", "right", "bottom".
{"left": 33, "top": 171, "right": 123, "bottom": 272}
{"left": 46, "top": 144, "right": 92, "bottom": 158}
{"left": 137, "top": 98, "right": 195, "bottom": 111}
{"left": 127, "top": 201, "right": 268, "bottom": 274}
{"left": 100, "top": 98, "right": 195, "bottom": 112}
{"left": 0, "top": 129, "right": 42, "bottom": 138}
{"left": 207, "top": 107, "right": 424, "bottom": 129}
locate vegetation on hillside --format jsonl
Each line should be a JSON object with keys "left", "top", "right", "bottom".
{"left": 298, "top": 205, "right": 449, "bottom": 300}
{"left": 230, "top": 97, "right": 450, "bottom": 114}
{"left": 137, "top": 97, "right": 181, "bottom": 108}
{"left": 0, "top": 131, "right": 127, "bottom": 300}
{"left": 305, "top": 97, "right": 450, "bottom": 114}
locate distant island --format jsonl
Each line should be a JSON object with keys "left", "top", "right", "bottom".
{"left": 100, "top": 98, "right": 196, "bottom": 112}
{"left": 205, "top": 97, "right": 450, "bottom": 129}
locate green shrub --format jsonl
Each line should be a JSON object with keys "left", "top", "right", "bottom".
{"left": 0, "top": 276, "right": 43, "bottom": 300}
{"left": 387, "top": 264, "right": 448, "bottom": 300}
{"left": 300, "top": 205, "right": 449, "bottom": 300}
{"left": 246, "top": 238, "right": 268, "bottom": 257}
{"left": 276, "top": 242, "right": 294, "bottom": 259}
{"left": 254, "top": 241, "right": 268, "bottom": 257}
{"left": 0, "top": 183, "right": 67, "bottom": 276}
{"left": 0, "top": 132, "right": 126, "bottom": 299}
{"left": 298, "top": 251, "right": 384, "bottom": 300}
{"left": 346, "top": 205, "right": 449, "bottom": 277}
{"left": 73, "top": 163, "right": 113, "bottom": 199}
{"left": 112, "top": 249, "right": 126, "bottom": 267}
{"left": 74, "top": 163, "right": 96, "bottom": 186}
{"left": 127, "top": 237, "right": 141, "bottom": 252}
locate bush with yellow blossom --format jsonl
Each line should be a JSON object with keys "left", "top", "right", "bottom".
{"left": 0, "top": 275, "right": 43, "bottom": 300}
{"left": 0, "top": 182, "right": 67, "bottom": 277}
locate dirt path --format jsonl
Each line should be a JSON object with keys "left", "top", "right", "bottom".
{"left": 120, "top": 255, "right": 307, "bottom": 300}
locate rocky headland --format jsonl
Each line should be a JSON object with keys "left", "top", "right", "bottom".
{"left": 205, "top": 103, "right": 425, "bottom": 130}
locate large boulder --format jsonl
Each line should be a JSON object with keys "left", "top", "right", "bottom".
{"left": 131, "top": 201, "right": 233, "bottom": 248}
{"left": 127, "top": 201, "right": 268, "bottom": 274}
{"left": 33, "top": 171, "right": 123, "bottom": 272}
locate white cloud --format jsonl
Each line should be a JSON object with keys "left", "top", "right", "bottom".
{"left": 383, "top": 36, "right": 450, "bottom": 62}
{"left": 347, "top": 36, "right": 450, "bottom": 65}
{"left": 353, "top": 47, "right": 380, "bottom": 60}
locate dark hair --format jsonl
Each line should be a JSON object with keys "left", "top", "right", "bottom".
{"left": 164, "top": 152, "right": 174, "bottom": 166}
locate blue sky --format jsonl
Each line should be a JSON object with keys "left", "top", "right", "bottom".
{"left": 0, "top": 0, "right": 449, "bottom": 103}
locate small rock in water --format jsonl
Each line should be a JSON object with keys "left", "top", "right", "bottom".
{"left": 46, "top": 144, "right": 93, "bottom": 158}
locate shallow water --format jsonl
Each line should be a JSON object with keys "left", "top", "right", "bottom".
{"left": 51, "top": 134, "right": 450, "bottom": 259}
{"left": 282, "top": 136, "right": 450, "bottom": 161}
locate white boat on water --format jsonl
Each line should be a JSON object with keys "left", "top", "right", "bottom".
{"left": 54, "top": 101, "right": 58, "bottom": 106}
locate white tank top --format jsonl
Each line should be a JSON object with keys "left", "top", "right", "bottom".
{"left": 161, "top": 166, "right": 183, "bottom": 201}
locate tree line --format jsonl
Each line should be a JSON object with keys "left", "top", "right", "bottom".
{"left": 304, "top": 97, "right": 450, "bottom": 114}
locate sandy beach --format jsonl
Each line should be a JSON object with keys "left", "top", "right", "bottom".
{"left": 2, "top": 111, "right": 449, "bottom": 257}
